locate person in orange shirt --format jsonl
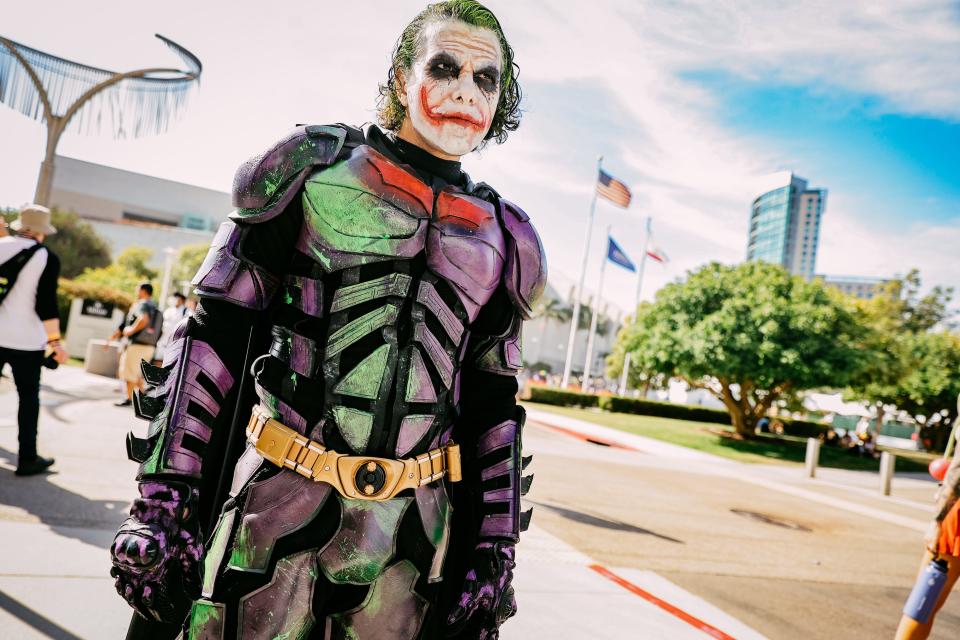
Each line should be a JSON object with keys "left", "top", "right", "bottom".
{"left": 896, "top": 461, "right": 960, "bottom": 639}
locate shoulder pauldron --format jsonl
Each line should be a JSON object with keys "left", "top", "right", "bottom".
{"left": 231, "top": 124, "right": 347, "bottom": 223}
{"left": 498, "top": 199, "right": 547, "bottom": 320}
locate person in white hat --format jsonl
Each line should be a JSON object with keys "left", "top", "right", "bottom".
{"left": 0, "top": 204, "right": 68, "bottom": 476}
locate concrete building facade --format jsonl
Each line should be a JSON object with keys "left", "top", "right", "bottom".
{"left": 521, "top": 280, "right": 622, "bottom": 379}
{"left": 48, "top": 155, "right": 228, "bottom": 268}
{"left": 819, "top": 274, "right": 891, "bottom": 300}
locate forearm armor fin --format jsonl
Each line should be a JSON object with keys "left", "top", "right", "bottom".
{"left": 477, "top": 407, "right": 533, "bottom": 540}
{"left": 127, "top": 319, "right": 236, "bottom": 480}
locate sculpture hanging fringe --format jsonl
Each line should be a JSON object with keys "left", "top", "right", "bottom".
{"left": 0, "top": 33, "right": 202, "bottom": 204}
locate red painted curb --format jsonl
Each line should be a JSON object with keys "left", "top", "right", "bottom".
{"left": 528, "top": 419, "right": 643, "bottom": 452}
{"left": 588, "top": 564, "right": 737, "bottom": 640}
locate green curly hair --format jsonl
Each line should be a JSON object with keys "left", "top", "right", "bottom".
{"left": 377, "top": 0, "right": 523, "bottom": 146}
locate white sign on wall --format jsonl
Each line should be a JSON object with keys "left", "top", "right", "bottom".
{"left": 65, "top": 297, "right": 125, "bottom": 358}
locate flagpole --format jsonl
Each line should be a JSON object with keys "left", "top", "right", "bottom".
{"left": 561, "top": 155, "right": 602, "bottom": 389}
{"left": 581, "top": 225, "right": 611, "bottom": 392}
{"left": 619, "top": 216, "right": 652, "bottom": 397}
{"left": 635, "top": 216, "right": 652, "bottom": 308}
{"left": 618, "top": 352, "right": 631, "bottom": 396}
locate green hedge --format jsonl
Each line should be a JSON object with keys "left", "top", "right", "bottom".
{"left": 597, "top": 396, "right": 731, "bottom": 424}
{"left": 527, "top": 387, "right": 831, "bottom": 437}
{"left": 526, "top": 387, "right": 600, "bottom": 408}
{"left": 57, "top": 278, "right": 133, "bottom": 333}
{"left": 776, "top": 416, "right": 830, "bottom": 439}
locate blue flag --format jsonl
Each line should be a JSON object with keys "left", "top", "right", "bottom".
{"left": 607, "top": 236, "right": 636, "bottom": 272}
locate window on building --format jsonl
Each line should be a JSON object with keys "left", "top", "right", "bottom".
{"left": 122, "top": 211, "right": 178, "bottom": 227}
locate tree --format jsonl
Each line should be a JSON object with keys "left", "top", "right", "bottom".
{"left": 605, "top": 304, "right": 666, "bottom": 391}
{"left": 844, "top": 270, "right": 955, "bottom": 431}
{"left": 116, "top": 247, "right": 158, "bottom": 280}
{"left": 3, "top": 208, "right": 110, "bottom": 277}
{"left": 534, "top": 297, "right": 572, "bottom": 325}
{"left": 76, "top": 246, "right": 156, "bottom": 295}
{"left": 170, "top": 242, "right": 211, "bottom": 292}
{"left": 619, "top": 261, "right": 866, "bottom": 438}
{"left": 898, "top": 332, "right": 960, "bottom": 423}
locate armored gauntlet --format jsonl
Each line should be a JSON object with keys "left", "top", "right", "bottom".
{"left": 448, "top": 406, "right": 533, "bottom": 637}
{"left": 110, "top": 480, "right": 203, "bottom": 622}
{"left": 111, "top": 320, "right": 236, "bottom": 623}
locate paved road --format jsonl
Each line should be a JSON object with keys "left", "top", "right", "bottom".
{"left": 1, "top": 366, "right": 957, "bottom": 639}
{"left": 525, "top": 408, "right": 960, "bottom": 640}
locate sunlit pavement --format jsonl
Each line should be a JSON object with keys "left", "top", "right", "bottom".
{"left": 1, "top": 368, "right": 955, "bottom": 638}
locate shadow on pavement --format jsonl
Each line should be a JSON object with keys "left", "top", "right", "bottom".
{"left": 528, "top": 499, "right": 684, "bottom": 543}
{"left": 38, "top": 381, "right": 121, "bottom": 424}
{"left": 0, "top": 446, "right": 127, "bottom": 550}
{"left": 0, "top": 588, "right": 85, "bottom": 640}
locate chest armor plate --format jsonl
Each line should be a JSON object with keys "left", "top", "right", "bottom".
{"left": 297, "top": 145, "right": 504, "bottom": 320}
{"left": 285, "top": 145, "right": 506, "bottom": 458}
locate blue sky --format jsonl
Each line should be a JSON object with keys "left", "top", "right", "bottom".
{"left": 1, "top": 0, "right": 957, "bottom": 312}
{"left": 688, "top": 70, "right": 960, "bottom": 234}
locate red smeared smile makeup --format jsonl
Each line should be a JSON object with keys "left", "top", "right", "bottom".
{"left": 419, "top": 86, "right": 487, "bottom": 131}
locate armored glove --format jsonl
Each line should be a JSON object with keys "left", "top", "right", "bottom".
{"left": 446, "top": 541, "right": 518, "bottom": 639}
{"left": 110, "top": 480, "right": 204, "bottom": 623}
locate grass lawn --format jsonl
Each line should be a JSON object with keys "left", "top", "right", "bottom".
{"left": 522, "top": 401, "right": 934, "bottom": 473}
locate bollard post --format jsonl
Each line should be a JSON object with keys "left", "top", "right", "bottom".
{"left": 805, "top": 438, "right": 820, "bottom": 478}
{"left": 880, "top": 451, "right": 895, "bottom": 496}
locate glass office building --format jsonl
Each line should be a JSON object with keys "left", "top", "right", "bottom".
{"left": 747, "top": 172, "right": 826, "bottom": 280}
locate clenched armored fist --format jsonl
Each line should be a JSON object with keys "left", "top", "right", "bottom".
{"left": 110, "top": 480, "right": 204, "bottom": 623}
{"left": 447, "top": 541, "right": 518, "bottom": 639}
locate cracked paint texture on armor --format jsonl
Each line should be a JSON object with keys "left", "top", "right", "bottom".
{"left": 202, "top": 507, "right": 236, "bottom": 597}
{"left": 228, "top": 472, "right": 332, "bottom": 574}
{"left": 298, "top": 147, "right": 436, "bottom": 273}
{"left": 228, "top": 522, "right": 256, "bottom": 571}
{"left": 332, "top": 406, "right": 375, "bottom": 453}
{"left": 319, "top": 497, "right": 412, "bottom": 585}
{"left": 238, "top": 550, "right": 317, "bottom": 640}
{"left": 328, "top": 560, "right": 428, "bottom": 640}
{"left": 333, "top": 344, "right": 391, "bottom": 399}
{"left": 404, "top": 349, "right": 437, "bottom": 403}
{"left": 187, "top": 600, "right": 224, "bottom": 639}
{"left": 416, "top": 482, "right": 451, "bottom": 582}
{"left": 396, "top": 414, "right": 434, "bottom": 458}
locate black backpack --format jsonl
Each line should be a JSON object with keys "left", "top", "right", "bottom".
{"left": 0, "top": 243, "right": 44, "bottom": 307}
{"left": 131, "top": 302, "right": 164, "bottom": 346}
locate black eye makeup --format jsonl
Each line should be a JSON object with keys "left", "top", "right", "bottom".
{"left": 427, "top": 53, "right": 461, "bottom": 81}
{"left": 473, "top": 66, "right": 500, "bottom": 94}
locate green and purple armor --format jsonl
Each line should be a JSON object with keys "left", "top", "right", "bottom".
{"left": 112, "top": 124, "right": 545, "bottom": 639}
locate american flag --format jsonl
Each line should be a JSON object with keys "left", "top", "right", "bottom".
{"left": 596, "top": 169, "right": 632, "bottom": 208}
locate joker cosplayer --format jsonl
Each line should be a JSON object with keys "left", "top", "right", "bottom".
{"left": 109, "top": 2, "right": 545, "bottom": 639}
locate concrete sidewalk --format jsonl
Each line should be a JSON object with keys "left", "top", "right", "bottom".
{"left": 0, "top": 366, "right": 768, "bottom": 639}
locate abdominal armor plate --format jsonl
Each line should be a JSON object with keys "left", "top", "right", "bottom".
{"left": 294, "top": 144, "right": 508, "bottom": 463}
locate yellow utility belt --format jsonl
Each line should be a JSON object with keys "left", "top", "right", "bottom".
{"left": 246, "top": 405, "right": 461, "bottom": 501}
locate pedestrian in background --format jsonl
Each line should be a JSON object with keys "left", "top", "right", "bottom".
{"left": 0, "top": 216, "right": 7, "bottom": 379}
{"left": 108, "top": 283, "right": 160, "bottom": 407}
{"left": 0, "top": 204, "right": 69, "bottom": 476}
{"left": 895, "top": 499, "right": 960, "bottom": 638}
{"left": 153, "top": 291, "right": 188, "bottom": 363}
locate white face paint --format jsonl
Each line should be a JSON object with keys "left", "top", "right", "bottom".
{"left": 398, "top": 20, "right": 503, "bottom": 160}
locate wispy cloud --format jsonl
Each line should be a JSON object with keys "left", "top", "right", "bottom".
{"left": 0, "top": 0, "right": 955, "bottom": 312}
{"left": 627, "top": 1, "right": 960, "bottom": 120}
